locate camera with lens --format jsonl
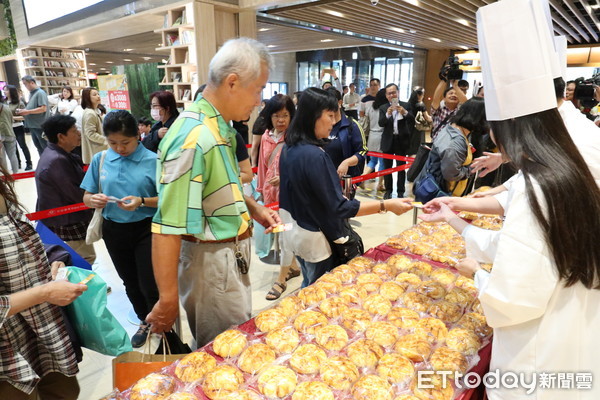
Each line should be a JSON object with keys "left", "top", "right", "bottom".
{"left": 439, "top": 56, "right": 470, "bottom": 82}
{"left": 370, "top": 0, "right": 379, "bottom": 5}
{"left": 574, "top": 75, "right": 600, "bottom": 109}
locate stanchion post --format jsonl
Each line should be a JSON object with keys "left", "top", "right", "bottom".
{"left": 412, "top": 206, "right": 419, "bottom": 226}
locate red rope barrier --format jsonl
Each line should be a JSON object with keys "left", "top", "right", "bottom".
{"left": 366, "top": 151, "right": 415, "bottom": 162}
{"left": 26, "top": 203, "right": 89, "bottom": 221}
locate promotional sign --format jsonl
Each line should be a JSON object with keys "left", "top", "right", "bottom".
{"left": 97, "top": 74, "right": 130, "bottom": 111}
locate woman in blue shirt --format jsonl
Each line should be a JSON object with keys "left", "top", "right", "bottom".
{"left": 81, "top": 110, "right": 159, "bottom": 348}
{"left": 279, "top": 88, "right": 413, "bottom": 286}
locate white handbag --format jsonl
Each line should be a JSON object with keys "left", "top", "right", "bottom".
{"left": 85, "top": 151, "right": 107, "bottom": 245}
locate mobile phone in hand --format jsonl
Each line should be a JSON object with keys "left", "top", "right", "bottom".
{"left": 391, "top": 98, "right": 399, "bottom": 107}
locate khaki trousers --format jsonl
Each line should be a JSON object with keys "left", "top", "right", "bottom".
{"left": 0, "top": 373, "right": 79, "bottom": 400}
{"left": 179, "top": 238, "right": 252, "bottom": 348}
{"left": 65, "top": 239, "right": 96, "bottom": 264}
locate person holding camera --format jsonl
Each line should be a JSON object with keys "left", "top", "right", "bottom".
{"left": 378, "top": 83, "right": 415, "bottom": 199}
{"left": 430, "top": 73, "right": 468, "bottom": 141}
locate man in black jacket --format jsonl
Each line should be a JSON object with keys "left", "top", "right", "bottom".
{"left": 378, "top": 83, "right": 415, "bottom": 199}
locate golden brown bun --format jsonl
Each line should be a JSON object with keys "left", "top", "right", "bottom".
{"left": 257, "top": 365, "right": 297, "bottom": 398}
{"left": 408, "top": 261, "right": 433, "bottom": 277}
{"left": 395, "top": 273, "right": 422, "bottom": 289}
{"left": 444, "top": 287, "right": 474, "bottom": 308}
{"left": 347, "top": 256, "right": 375, "bottom": 272}
{"left": 212, "top": 330, "right": 247, "bottom": 358}
{"left": 416, "top": 280, "right": 447, "bottom": 300}
{"left": 363, "top": 293, "right": 393, "bottom": 316}
{"left": 377, "top": 353, "right": 415, "bottom": 384}
{"left": 320, "top": 356, "right": 360, "bottom": 391}
{"left": 255, "top": 308, "right": 288, "bottom": 333}
{"left": 131, "top": 373, "right": 177, "bottom": 400}
{"left": 446, "top": 327, "right": 481, "bottom": 356}
{"left": 174, "top": 352, "right": 217, "bottom": 383}
{"left": 394, "top": 333, "right": 432, "bottom": 363}
{"left": 346, "top": 339, "right": 384, "bottom": 368}
{"left": 293, "top": 310, "right": 328, "bottom": 335}
{"left": 289, "top": 343, "right": 327, "bottom": 374}
{"left": 402, "top": 292, "right": 432, "bottom": 312}
{"left": 220, "top": 390, "right": 262, "bottom": 400}
{"left": 430, "top": 346, "right": 468, "bottom": 379}
{"left": 379, "top": 281, "right": 405, "bottom": 301}
{"left": 341, "top": 308, "right": 372, "bottom": 332}
{"left": 394, "top": 396, "right": 420, "bottom": 400}
{"left": 366, "top": 321, "right": 400, "bottom": 347}
{"left": 372, "top": 262, "right": 397, "bottom": 279}
{"left": 291, "top": 381, "right": 334, "bottom": 400}
{"left": 455, "top": 275, "right": 476, "bottom": 291}
{"left": 277, "top": 296, "right": 304, "bottom": 318}
{"left": 387, "top": 307, "right": 420, "bottom": 329}
{"left": 411, "top": 375, "right": 454, "bottom": 400}
{"left": 407, "top": 242, "right": 434, "bottom": 256}
{"left": 415, "top": 317, "right": 448, "bottom": 343}
{"left": 265, "top": 326, "right": 300, "bottom": 354}
{"left": 331, "top": 264, "right": 358, "bottom": 283}
{"left": 237, "top": 343, "right": 276, "bottom": 374}
{"left": 297, "top": 285, "right": 327, "bottom": 306}
{"left": 457, "top": 312, "right": 492, "bottom": 338}
{"left": 430, "top": 268, "right": 457, "bottom": 286}
{"left": 470, "top": 299, "right": 484, "bottom": 314}
{"left": 202, "top": 366, "right": 244, "bottom": 400}
{"left": 316, "top": 272, "right": 342, "bottom": 285}
{"left": 352, "top": 375, "right": 393, "bottom": 400}
{"left": 338, "top": 285, "right": 368, "bottom": 306}
{"left": 427, "top": 300, "right": 463, "bottom": 324}
{"left": 313, "top": 280, "right": 342, "bottom": 295}
{"left": 315, "top": 324, "right": 349, "bottom": 351}
{"left": 386, "top": 254, "right": 413, "bottom": 271}
{"left": 319, "top": 296, "right": 349, "bottom": 318}
{"left": 386, "top": 236, "right": 410, "bottom": 250}
{"left": 357, "top": 273, "right": 384, "bottom": 292}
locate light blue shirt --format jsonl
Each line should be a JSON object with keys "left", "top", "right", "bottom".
{"left": 81, "top": 143, "right": 158, "bottom": 223}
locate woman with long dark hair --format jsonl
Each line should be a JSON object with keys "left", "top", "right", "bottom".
{"left": 4, "top": 85, "right": 32, "bottom": 171}
{"left": 48, "top": 86, "right": 78, "bottom": 116}
{"left": 421, "top": 107, "right": 600, "bottom": 398}
{"left": 279, "top": 88, "right": 413, "bottom": 286}
{"left": 142, "top": 91, "right": 180, "bottom": 152}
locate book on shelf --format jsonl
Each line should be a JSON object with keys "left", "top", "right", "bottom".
{"left": 163, "top": 14, "right": 169, "bottom": 28}
{"left": 181, "top": 10, "right": 187, "bottom": 25}
{"left": 181, "top": 30, "right": 194, "bottom": 45}
{"left": 190, "top": 72, "right": 198, "bottom": 84}
{"left": 182, "top": 89, "right": 191, "bottom": 101}
{"left": 170, "top": 72, "right": 182, "bottom": 82}
{"left": 166, "top": 34, "right": 180, "bottom": 46}
{"left": 24, "top": 49, "right": 38, "bottom": 57}
{"left": 172, "top": 16, "right": 182, "bottom": 26}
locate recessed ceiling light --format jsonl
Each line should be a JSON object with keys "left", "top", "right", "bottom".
{"left": 429, "top": 37, "right": 441, "bottom": 43}
{"left": 325, "top": 10, "right": 344, "bottom": 18}
{"left": 123, "top": 59, "right": 132, "bottom": 62}
{"left": 592, "top": 4, "right": 600, "bottom": 9}
{"left": 143, "top": 57, "right": 152, "bottom": 60}
{"left": 459, "top": 45, "right": 469, "bottom": 50}
{"left": 258, "top": 28, "right": 270, "bottom": 32}
{"left": 457, "top": 19, "right": 469, "bottom": 26}
{"left": 405, "top": 0, "right": 419, "bottom": 6}
{"left": 390, "top": 27, "right": 405, "bottom": 33}
{"left": 106, "top": 61, "right": 113, "bottom": 64}
{"left": 267, "top": 45, "right": 277, "bottom": 48}
{"left": 123, "top": 48, "right": 133, "bottom": 52}
{"left": 409, "top": 29, "right": 417, "bottom": 34}
{"left": 320, "top": 39, "right": 334, "bottom": 42}
{"left": 100, "top": 68, "right": 107, "bottom": 70}
{"left": 89, "top": 63, "right": 96, "bottom": 65}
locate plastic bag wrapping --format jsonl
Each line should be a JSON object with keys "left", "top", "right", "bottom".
{"left": 64, "top": 266, "right": 132, "bottom": 356}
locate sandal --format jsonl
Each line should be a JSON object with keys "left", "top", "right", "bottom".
{"left": 266, "top": 281, "right": 286, "bottom": 301}
{"left": 285, "top": 268, "right": 301, "bottom": 281}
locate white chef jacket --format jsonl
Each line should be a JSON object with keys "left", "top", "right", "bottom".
{"left": 476, "top": 176, "right": 600, "bottom": 400}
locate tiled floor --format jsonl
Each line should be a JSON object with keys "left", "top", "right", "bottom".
{"left": 14, "top": 134, "right": 415, "bottom": 399}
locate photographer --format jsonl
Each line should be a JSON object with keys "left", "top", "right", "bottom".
{"left": 430, "top": 78, "right": 467, "bottom": 140}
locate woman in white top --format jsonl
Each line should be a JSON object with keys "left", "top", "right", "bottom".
{"left": 48, "top": 86, "right": 78, "bottom": 116}
{"left": 80, "top": 87, "right": 107, "bottom": 164}
{"left": 421, "top": 108, "right": 600, "bottom": 399}
{"left": 4, "top": 85, "right": 32, "bottom": 171}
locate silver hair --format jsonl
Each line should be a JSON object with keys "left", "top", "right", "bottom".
{"left": 21, "top": 75, "right": 36, "bottom": 83}
{"left": 208, "top": 37, "right": 273, "bottom": 86}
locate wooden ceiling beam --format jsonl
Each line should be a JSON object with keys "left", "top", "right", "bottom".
{"left": 561, "top": 0, "right": 598, "bottom": 41}
{"left": 550, "top": 0, "right": 590, "bottom": 42}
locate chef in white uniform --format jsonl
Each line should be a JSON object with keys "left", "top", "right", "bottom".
{"left": 421, "top": 0, "right": 600, "bottom": 399}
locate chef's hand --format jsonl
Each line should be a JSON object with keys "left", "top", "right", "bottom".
{"left": 419, "top": 200, "right": 456, "bottom": 223}
{"left": 470, "top": 152, "right": 503, "bottom": 177}
{"left": 455, "top": 257, "right": 482, "bottom": 279}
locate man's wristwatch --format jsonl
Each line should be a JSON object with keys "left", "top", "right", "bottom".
{"left": 379, "top": 200, "right": 387, "bottom": 214}
{"left": 139, "top": 197, "right": 145, "bottom": 207}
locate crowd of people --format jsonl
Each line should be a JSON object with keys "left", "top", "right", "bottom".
{"left": 2, "top": 5, "right": 600, "bottom": 395}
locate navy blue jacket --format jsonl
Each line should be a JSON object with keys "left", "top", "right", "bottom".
{"left": 279, "top": 141, "right": 360, "bottom": 240}
{"left": 324, "top": 113, "right": 368, "bottom": 177}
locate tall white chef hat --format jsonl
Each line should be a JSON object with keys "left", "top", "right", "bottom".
{"left": 554, "top": 35, "right": 568, "bottom": 80}
{"left": 477, "top": 0, "right": 558, "bottom": 120}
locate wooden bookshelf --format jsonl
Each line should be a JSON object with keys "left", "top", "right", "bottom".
{"left": 18, "top": 47, "right": 89, "bottom": 98}
{"left": 154, "top": 3, "right": 198, "bottom": 107}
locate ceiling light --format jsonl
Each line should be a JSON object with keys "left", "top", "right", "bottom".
{"left": 162, "top": 59, "right": 168, "bottom": 63}
{"left": 390, "top": 27, "right": 405, "bottom": 33}
{"left": 100, "top": 68, "right": 107, "bottom": 70}
{"left": 591, "top": 4, "right": 600, "bottom": 9}
{"left": 457, "top": 19, "right": 469, "bottom": 26}
{"left": 352, "top": 52, "right": 358, "bottom": 60}
{"left": 89, "top": 63, "right": 96, "bottom": 65}
{"left": 409, "top": 29, "right": 417, "bottom": 33}
{"left": 267, "top": 45, "right": 277, "bottom": 48}
{"left": 258, "top": 28, "right": 270, "bottom": 32}
{"left": 325, "top": 10, "right": 344, "bottom": 18}
{"left": 123, "top": 48, "right": 133, "bottom": 52}
{"left": 405, "top": 0, "right": 419, "bottom": 6}
{"left": 429, "top": 37, "right": 441, "bottom": 43}
{"left": 459, "top": 45, "right": 469, "bottom": 50}
{"left": 143, "top": 57, "right": 152, "bottom": 60}
{"left": 123, "top": 59, "right": 132, "bottom": 62}
{"left": 320, "top": 39, "right": 334, "bottom": 42}
{"left": 106, "top": 61, "right": 113, "bottom": 64}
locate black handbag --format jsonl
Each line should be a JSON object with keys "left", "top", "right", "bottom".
{"left": 407, "top": 142, "right": 432, "bottom": 182}
{"left": 328, "top": 220, "right": 364, "bottom": 266}
{"left": 414, "top": 173, "right": 450, "bottom": 203}
{"left": 155, "top": 330, "right": 192, "bottom": 355}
